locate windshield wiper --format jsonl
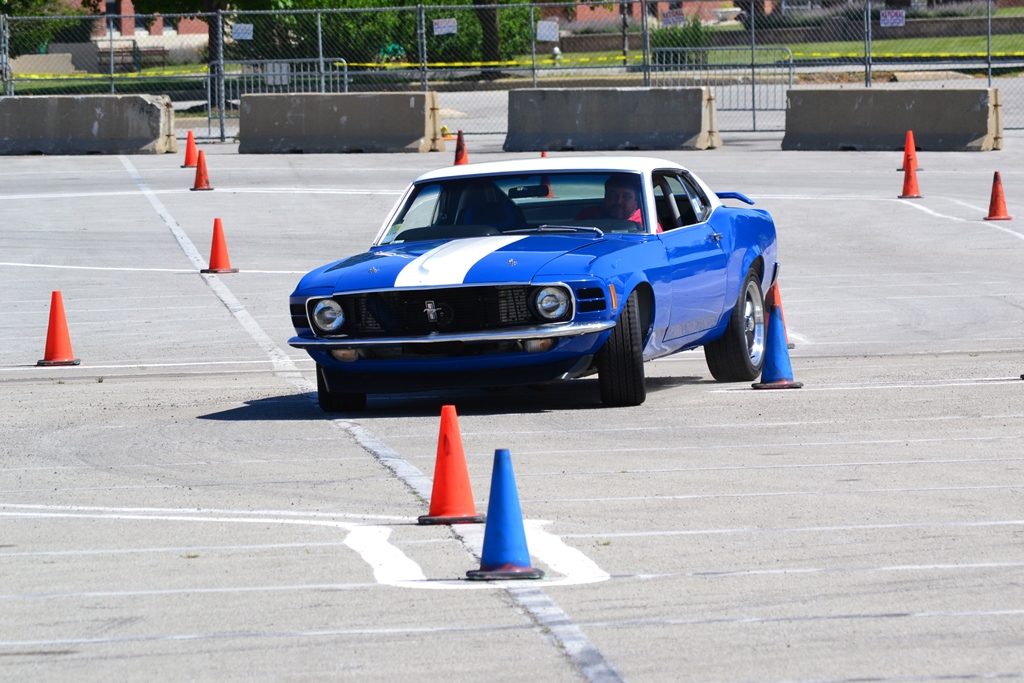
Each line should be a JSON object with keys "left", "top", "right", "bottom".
{"left": 506, "top": 225, "right": 605, "bottom": 237}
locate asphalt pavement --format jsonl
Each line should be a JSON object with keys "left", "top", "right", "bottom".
{"left": 1, "top": 133, "right": 1022, "bottom": 682}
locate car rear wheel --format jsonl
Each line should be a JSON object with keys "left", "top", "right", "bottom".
{"left": 597, "top": 291, "right": 647, "bottom": 407}
{"left": 704, "top": 269, "right": 765, "bottom": 382}
{"left": 316, "top": 365, "right": 367, "bottom": 412}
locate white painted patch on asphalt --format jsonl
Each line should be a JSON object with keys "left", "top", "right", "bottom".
{"left": 523, "top": 520, "right": 611, "bottom": 584}
{"left": 448, "top": 521, "right": 609, "bottom": 587}
{"left": 343, "top": 525, "right": 428, "bottom": 584}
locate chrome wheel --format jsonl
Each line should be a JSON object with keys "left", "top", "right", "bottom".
{"left": 742, "top": 279, "right": 766, "bottom": 368}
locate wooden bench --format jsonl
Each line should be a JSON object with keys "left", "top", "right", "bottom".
{"left": 96, "top": 45, "right": 169, "bottom": 73}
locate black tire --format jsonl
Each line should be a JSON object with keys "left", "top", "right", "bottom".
{"left": 704, "top": 269, "right": 765, "bottom": 382}
{"left": 597, "top": 291, "right": 647, "bottom": 407}
{"left": 316, "top": 365, "right": 367, "bottom": 413}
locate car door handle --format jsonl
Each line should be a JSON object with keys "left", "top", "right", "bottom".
{"left": 708, "top": 232, "right": 722, "bottom": 242}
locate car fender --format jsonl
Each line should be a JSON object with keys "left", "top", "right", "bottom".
{"left": 713, "top": 207, "right": 777, "bottom": 314}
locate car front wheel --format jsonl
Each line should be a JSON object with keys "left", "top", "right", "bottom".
{"left": 704, "top": 269, "right": 765, "bottom": 382}
{"left": 316, "top": 365, "right": 367, "bottom": 413}
{"left": 597, "top": 290, "right": 647, "bottom": 407}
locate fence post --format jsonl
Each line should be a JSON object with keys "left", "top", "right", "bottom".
{"left": 1, "top": 14, "right": 9, "bottom": 96}
{"left": 530, "top": 4, "right": 537, "bottom": 88}
{"left": 417, "top": 5, "right": 428, "bottom": 92}
{"left": 108, "top": 13, "right": 116, "bottom": 94}
{"left": 317, "top": 11, "right": 325, "bottom": 93}
{"left": 987, "top": 0, "right": 993, "bottom": 86}
{"left": 217, "top": 10, "right": 226, "bottom": 142}
{"left": 641, "top": 1, "right": 650, "bottom": 86}
{"left": 750, "top": 5, "right": 756, "bottom": 131}
{"left": 864, "top": 0, "right": 872, "bottom": 87}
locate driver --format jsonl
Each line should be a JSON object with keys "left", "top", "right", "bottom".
{"left": 576, "top": 173, "right": 659, "bottom": 231}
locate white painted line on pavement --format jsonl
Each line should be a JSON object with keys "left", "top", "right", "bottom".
{"left": 635, "top": 560, "right": 1024, "bottom": 581}
{"left": 526, "top": 483, "right": 1024, "bottom": 505}
{"left": 583, "top": 608, "right": 1024, "bottom": 629}
{"left": 384, "top": 411, "right": 1024, "bottom": 439}
{"left": 711, "top": 378, "right": 1023, "bottom": 392}
{"left": 507, "top": 434, "right": 1021, "bottom": 456}
{"left": 562, "top": 518, "right": 1024, "bottom": 540}
{"left": 0, "top": 583, "right": 377, "bottom": 601}
{"left": 0, "top": 503, "right": 410, "bottom": 521}
{"left": 0, "top": 262, "right": 193, "bottom": 273}
{"left": 0, "top": 358, "right": 313, "bottom": 373}
{"left": 0, "top": 622, "right": 531, "bottom": 649}
{"left": 892, "top": 201, "right": 969, "bottom": 222}
{"left": 511, "top": 456, "right": 1024, "bottom": 478}
{"left": 0, "top": 188, "right": 402, "bottom": 201}
{"left": 0, "top": 261, "right": 306, "bottom": 274}
{"left": 0, "top": 541, "right": 358, "bottom": 559}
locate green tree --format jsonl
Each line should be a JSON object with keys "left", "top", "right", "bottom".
{"left": 3, "top": 0, "right": 92, "bottom": 58}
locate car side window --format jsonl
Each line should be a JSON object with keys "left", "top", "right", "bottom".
{"left": 680, "top": 173, "right": 711, "bottom": 223}
{"left": 653, "top": 171, "right": 699, "bottom": 230}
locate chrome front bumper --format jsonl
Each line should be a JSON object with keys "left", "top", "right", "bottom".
{"left": 288, "top": 319, "right": 616, "bottom": 349}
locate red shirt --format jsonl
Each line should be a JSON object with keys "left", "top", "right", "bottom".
{"left": 575, "top": 206, "right": 661, "bottom": 232}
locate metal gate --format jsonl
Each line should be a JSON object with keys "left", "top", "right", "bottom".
{"left": 222, "top": 58, "right": 350, "bottom": 127}
{"left": 652, "top": 47, "right": 794, "bottom": 131}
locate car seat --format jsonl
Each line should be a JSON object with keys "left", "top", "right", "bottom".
{"left": 455, "top": 182, "right": 526, "bottom": 232}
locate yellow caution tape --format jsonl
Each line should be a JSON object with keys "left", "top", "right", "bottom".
{"left": 13, "top": 53, "right": 1023, "bottom": 80}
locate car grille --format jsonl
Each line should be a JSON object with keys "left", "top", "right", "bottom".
{"left": 327, "top": 285, "right": 538, "bottom": 337}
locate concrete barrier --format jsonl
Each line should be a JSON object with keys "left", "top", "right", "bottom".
{"left": 503, "top": 87, "right": 721, "bottom": 152}
{"left": 782, "top": 88, "right": 1002, "bottom": 151}
{"left": 10, "top": 53, "right": 75, "bottom": 75}
{"left": 238, "top": 92, "right": 445, "bottom": 154}
{"left": 0, "top": 95, "right": 178, "bottom": 155}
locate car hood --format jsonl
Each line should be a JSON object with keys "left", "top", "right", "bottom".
{"left": 298, "top": 234, "right": 611, "bottom": 293}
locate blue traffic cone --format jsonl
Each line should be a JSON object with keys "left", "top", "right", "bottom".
{"left": 752, "top": 301, "right": 803, "bottom": 390}
{"left": 466, "top": 449, "right": 545, "bottom": 581}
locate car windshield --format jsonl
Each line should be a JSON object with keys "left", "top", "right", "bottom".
{"left": 378, "top": 172, "right": 648, "bottom": 245}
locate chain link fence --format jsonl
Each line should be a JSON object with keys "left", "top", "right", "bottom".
{"left": 2, "top": 1, "right": 1021, "bottom": 140}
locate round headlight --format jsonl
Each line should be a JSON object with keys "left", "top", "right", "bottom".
{"left": 533, "top": 287, "right": 570, "bottom": 321}
{"left": 312, "top": 299, "right": 345, "bottom": 332}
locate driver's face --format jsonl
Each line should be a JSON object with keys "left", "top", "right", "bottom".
{"left": 604, "top": 185, "right": 638, "bottom": 219}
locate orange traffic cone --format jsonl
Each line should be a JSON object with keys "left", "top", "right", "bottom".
{"left": 190, "top": 150, "right": 213, "bottom": 191}
{"left": 898, "top": 161, "right": 921, "bottom": 199}
{"left": 37, "top": 291, "right": 80, "bottom": 367}
{"left": 200, "top": 218, "right": 238, "bottom": 274}
{"left": 540, "top": 151, "right": 547, "bottom": 158}
{"left": 418, "top": 405, "right": 485, "bottom": 525}
{"left": 181, "top": 130, "right": 198, "bottom": 168}
{"left": 540, "top": 174, "right": 555, "bottom": 199}
{"left": 898, "top": 130, "right": 922, "bottom": 172}
{"left": 453, "top": 130, "right": 468, "bottom": 166}
{"left": 984, "top": 171, "right": 1012, "bottom": 221}
{"left": 764, "top": 283, "right": 793, "bottom": 349}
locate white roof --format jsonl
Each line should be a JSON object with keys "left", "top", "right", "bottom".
{"left": 414, "top": 156, "right": 689, "bottom": 183}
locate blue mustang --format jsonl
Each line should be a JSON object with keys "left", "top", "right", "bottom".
{"left": 289, "top": 157, "right": 779, "bottom": 410}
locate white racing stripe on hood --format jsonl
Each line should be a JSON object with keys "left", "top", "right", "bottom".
{"left": 393, "top": 235, "right": 526, "bottom": 287}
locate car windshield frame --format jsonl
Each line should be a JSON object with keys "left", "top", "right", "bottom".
{"left": 377, "top": 171, "right": 651, "bottom": 245}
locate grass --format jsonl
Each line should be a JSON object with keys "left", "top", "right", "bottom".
{"left": 783, "top": 34, "right": 1024, "bottom": 59}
